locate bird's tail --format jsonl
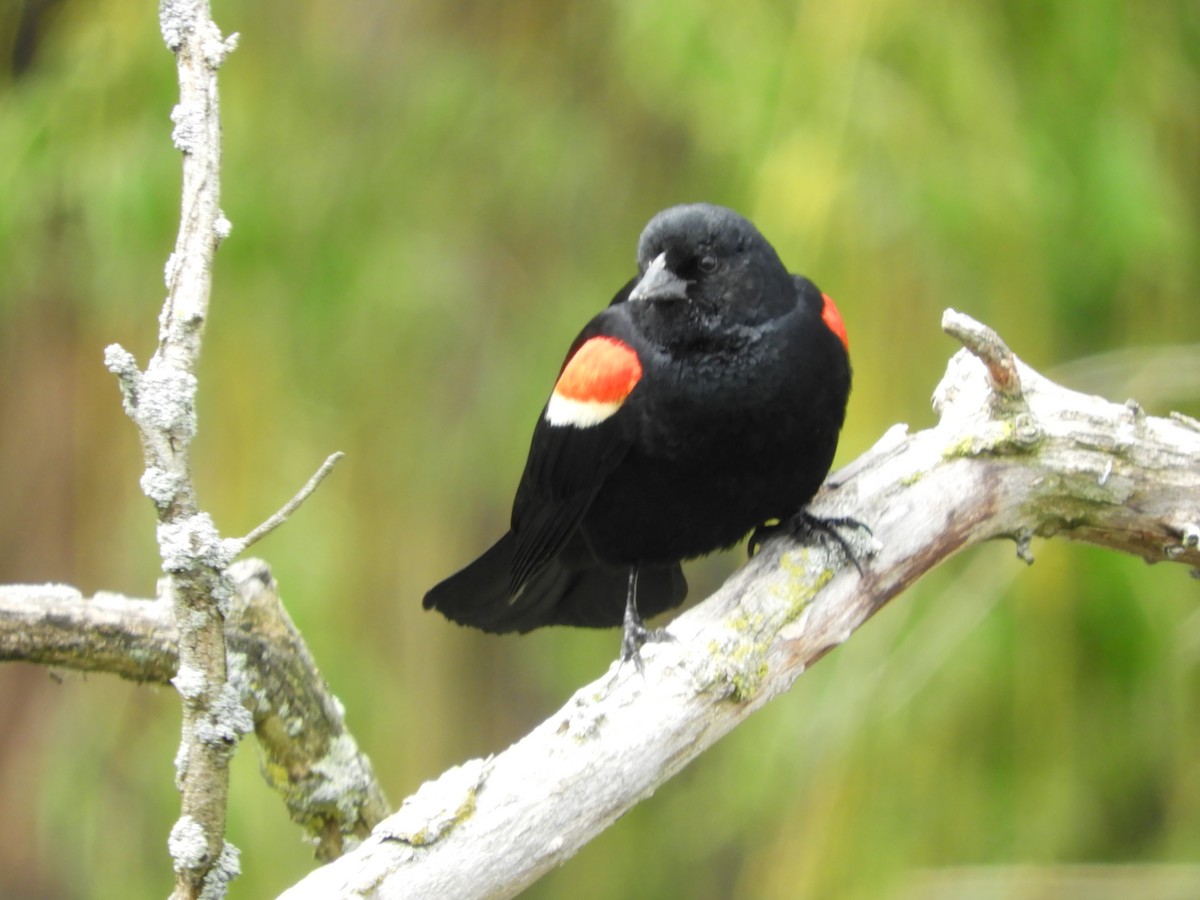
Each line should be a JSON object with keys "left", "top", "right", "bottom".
{"left": 423, "top": 532, "right": 687, "bottom": 633}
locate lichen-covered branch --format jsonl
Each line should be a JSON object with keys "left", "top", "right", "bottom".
{"left": 0, "top": 560, "right": 388, "bottom": 861}
{"left": 279, "top": 312, "right": 1200, "bottom": 900}
{"left": 223, "top": 560, "right": 390, "bottom": 859}
{"left": 0, "top": 585, "right": 175, "bottom": 681}
{"left": 102, "top": 2, "right": 243, "bottom": 895}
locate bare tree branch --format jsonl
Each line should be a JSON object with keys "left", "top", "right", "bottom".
{"left": 102, "top": 4, "right": 244, "bottom": 892}
{"left": 0, "top": 560, "right": 389, "bottom": 861}
{"left": 277, "top": 312, "right": 1200, "bottom": 900}
{"left": 0, "top": 585, "right": 174, "bottom": 682}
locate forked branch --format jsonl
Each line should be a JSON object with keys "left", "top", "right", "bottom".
{"left": 0, "top": 560, "right": 388, "bottom": 862}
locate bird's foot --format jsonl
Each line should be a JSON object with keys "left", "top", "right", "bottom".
{"left": 619, "top": 609, "right": 674, "bottom": 676}
{"left": 750, "top": 511, "right": 873, "bottom": 574}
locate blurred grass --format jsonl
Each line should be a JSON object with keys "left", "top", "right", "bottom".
{"left": 0, "top": 0, "right": 1198, "bottom": 897}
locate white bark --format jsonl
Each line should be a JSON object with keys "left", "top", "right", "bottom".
{"left": 279, "top": 312, "right": 1200, "bottom": 900}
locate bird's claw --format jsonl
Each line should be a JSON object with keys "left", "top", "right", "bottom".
{"left": 620, "top": 616, "right": 674, "bottom": 675}
{"left": 748, "top": 521, "right": 780, "bottom": 557}
{"left": 750, "top": 511, "right": 872, "bottom": 574}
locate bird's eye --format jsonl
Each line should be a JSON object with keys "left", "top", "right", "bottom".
{"left": 697, "top": 254, "right": 718, "bottom": 274}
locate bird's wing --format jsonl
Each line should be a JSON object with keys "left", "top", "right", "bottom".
{"left": 508, "top": 310, "right": 644, "bottom": 593}
{"left": 508, "top": 418, "right": 631, "bottom": 592}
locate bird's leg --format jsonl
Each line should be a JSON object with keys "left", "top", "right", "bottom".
{"left": 619, "top": 565, "right": 673, "bottom": 673}
{"left": 750, "top": 511, "right": 873, "bottom": 574}
{"left": 620, "top": 567, "right": 649, "bottom": 671}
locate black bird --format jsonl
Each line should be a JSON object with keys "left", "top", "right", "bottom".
{"left": 424, "top": 203, "right": 853, "bottom": 663}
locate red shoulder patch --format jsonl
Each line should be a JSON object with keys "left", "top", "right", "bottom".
{"left": 820, "top": 293, "right": 849, "bottom": 352}
{"left": 556, "top": 336, "right": 642, "bottom": 403}
{"left": 545, "top": 336, "right": 642, "bottom": 428}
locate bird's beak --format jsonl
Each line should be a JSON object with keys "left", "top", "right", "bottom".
{"left": 629, "top": 251, "right": 688, "bottom": 303}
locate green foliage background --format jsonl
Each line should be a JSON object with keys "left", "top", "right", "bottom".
{"left": 1, "top": 1, "right": 1198, "bottom": 897}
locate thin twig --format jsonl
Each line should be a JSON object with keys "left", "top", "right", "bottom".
{"left": 232, "top": 452, "right": 345, "bottom": 554}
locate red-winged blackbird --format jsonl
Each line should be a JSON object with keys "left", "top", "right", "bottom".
{"left": 424, "top": 203, "right": 852, "bottom": 661}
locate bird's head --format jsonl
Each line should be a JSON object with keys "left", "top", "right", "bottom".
{"left": 627, "top": 204, "right": 795, "bottom": 343}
